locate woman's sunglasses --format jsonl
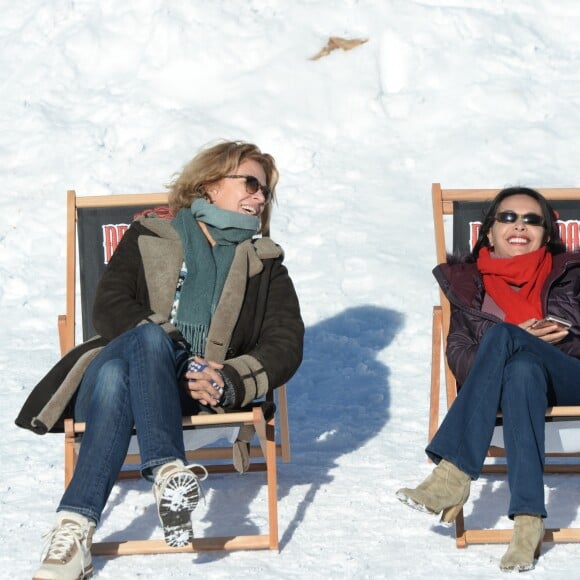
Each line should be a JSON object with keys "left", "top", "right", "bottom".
{"left": 495, "top": 211, "right": 545, "bottom": 227}
{"left": 225, "top": 174, "right": 272, "bottom": 203}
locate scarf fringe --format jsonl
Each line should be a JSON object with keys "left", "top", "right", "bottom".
{"left": 175, "top": 322, "right": 208, "bottom": 357}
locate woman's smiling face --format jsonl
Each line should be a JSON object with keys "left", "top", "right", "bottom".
{"left": 488, "top": 194, "right": 547, "bottom": 258}
{"left": 207, "top": 158, "right": 267, "bottom": 217}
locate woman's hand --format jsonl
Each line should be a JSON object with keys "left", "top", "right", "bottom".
{"left": 182, "top": 356, "right": 225, "bottom": 406}
{"left": 520, "top": 318, "right": 569, "bottom": 344}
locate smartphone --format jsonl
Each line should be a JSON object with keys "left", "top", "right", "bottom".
{"left": 532, "top": 315, "right": 572, "bottom": 330}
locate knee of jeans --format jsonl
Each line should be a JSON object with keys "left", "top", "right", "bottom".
{"left": 504, "top": 351, "right": 548, "bottom": 395}
{"left": 132, "top": 323, "right": 172, "bottom": 352}
{"left": 93, "top": 359, "right": 129, "bottom": 406}
{"left": 482, "top": 322, "right": 515, "bottom": 343}
{"left": 482, "top": 322, "right": 531, "bottom": 352}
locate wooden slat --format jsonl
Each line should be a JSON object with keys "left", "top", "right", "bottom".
{"left": 257, "top": 406, "right": 279, "bottom": 548}
{"left": 62, "top": 190, "right": 77, "bottom": 355}
{"left": 496, "top": 406, "right": 580, "bottom": 418}
{"left": 75, "top": 192, "right": 168, "bottom": 208}
{"left": 482, "top": 464, "right": 580, "bottom": 475}
{"left": 459, "top": 527, "right": 580, "bottom": 547}
{"left": 71, "top": 411, "right": 257, "bottom": 435}
{"left": 436, "top": 185, "right": 580, "bottom": 216}
{"left": 545, "top": 406, "right": 580, "bottom": 417}
{"left": 120, "top": 444, "right": 284, "bottom": 466}
{"left": 91, "top": 534, "right": 273, "bottom": 556}
{"left": 429, "top": 306, "right": 442, "bottom": 443}
{"left": 117, "top": 462, "right": 268, "bottom": 479}
{"left": 276, "top": 384, "right": 291, "bottom": 463}
{"left": 431, "top": 183, "right": 448, "bottom": 265}
{"left": 440, "top": 187, "right": 580, "bottom": 202}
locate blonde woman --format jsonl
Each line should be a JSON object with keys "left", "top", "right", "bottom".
{"left": 18, "top": 141, "right": 304, "bottom": 580}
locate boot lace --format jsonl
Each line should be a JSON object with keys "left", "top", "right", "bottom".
{"left": 187, "top": 462, "right": 209, "bottom": 482}
{"left": 41, "top": 520, "right": 87, "bottom": 571}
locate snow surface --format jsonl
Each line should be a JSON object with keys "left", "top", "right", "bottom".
{"left": 3, "top": 1, "right": 580, "bottom": 578}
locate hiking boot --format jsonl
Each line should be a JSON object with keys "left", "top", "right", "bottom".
{"left": 33, "top": 511, "right": 95, "bottom": 580}
{"left": 500, "top": 514, "right": 544, "bottom": 572}
{"left": 396, "top": 459, "right": 471, "bottom": 524}
{"left": 153, "top": 460, "right": 208, "bottom": 548}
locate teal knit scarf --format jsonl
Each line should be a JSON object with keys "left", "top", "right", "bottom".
{"left": 171, "top": 198, "right": 259, "bottom": 355}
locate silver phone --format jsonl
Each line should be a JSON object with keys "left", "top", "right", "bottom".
{"left": 532, "top": 315, "right": 572, "bottom": 330}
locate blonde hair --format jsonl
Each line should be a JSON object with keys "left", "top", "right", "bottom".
{"left": 167, "top": 140, "right": 279, "bottom": 235}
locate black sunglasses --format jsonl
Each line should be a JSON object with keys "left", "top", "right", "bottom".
{"left": 495, "top": 211, "right": 545, "bottom": 227}
{"left": 224, "top": 174, "right": 272, "bottom": 203}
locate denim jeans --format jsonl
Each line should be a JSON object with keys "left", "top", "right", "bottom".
{"left": 58, "top": 324, "right": 199, "bottom": 524}
{"left": 427, "top": 322, "right": 580, "bottom": 518}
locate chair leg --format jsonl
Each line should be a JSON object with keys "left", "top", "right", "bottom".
{"left": 64, "top": 418, "right": 76, "bottom": 489}
{"left": 429, "top": 307, "right": 443, "bottom": 444}
{"left": 454, "top": 509, "right": 467, "bottom": 549}
{"left": 254, "top": 407, "right": 279, "bottom": 550}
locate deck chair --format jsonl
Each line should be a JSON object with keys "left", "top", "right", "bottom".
{"left": 429, "top": 183, "right": 580, "bottom": 548}
{"left": 58, "top": 189, "right": 291, "bottom": 555}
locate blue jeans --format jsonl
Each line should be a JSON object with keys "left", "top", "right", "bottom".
{"left": 58, "top": 324, "right": 199, "bottom": 524}
{"left": 427, "top": 323, "right": 580, "bottom": 519}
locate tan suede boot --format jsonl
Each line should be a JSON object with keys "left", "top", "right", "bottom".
{"left": 396, "top": 459, "right": 471, "bottom": 524}
{"left": 499, "top": 515, "right": 544, "bottom": 572}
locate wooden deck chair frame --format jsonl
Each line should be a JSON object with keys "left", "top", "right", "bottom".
{"left": 58, "top": 189, "right": 291, "bottom": 555}
{"left": 429, "top": 183, "right": 580, "bottom": 548}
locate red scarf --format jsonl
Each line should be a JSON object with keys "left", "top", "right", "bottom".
{"left": 476, "top": 246, "right": 552, "bottom": 324}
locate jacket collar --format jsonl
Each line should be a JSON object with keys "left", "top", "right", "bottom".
{"left": 137, "top": 215, "right": 283, "bottom": 363}
{"left": 434, "top": 250, "right": 580, "bottom": 310}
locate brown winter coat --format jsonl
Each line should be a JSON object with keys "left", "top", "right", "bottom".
{"left": 433, "top": 251, "right": 580, "bottom": 386}
{"left": 16, "top": 216, "right": 304, "bottom": 434}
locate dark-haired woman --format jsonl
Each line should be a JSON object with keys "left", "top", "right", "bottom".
{"left": 397, "top": 187, "right": 580, "bottom": 572}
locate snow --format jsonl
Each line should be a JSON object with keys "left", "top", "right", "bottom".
{"left": 3, "top": 0, "right": 580, "bottom": 577}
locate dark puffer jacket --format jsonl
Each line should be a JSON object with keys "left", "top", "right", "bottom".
{"left": 16, "top": 216, "right": 304, "bottom": 434}
{"left": 433, "top": 251, "right": 580, "bottom": 386}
